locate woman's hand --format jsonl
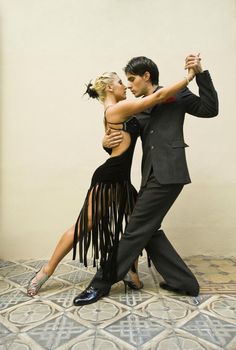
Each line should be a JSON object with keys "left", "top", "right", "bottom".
{"left": 185, "top": 53, "right": 203, "bottom": 74}
{"left": 102, "top": 128, "right": 123, "bottom": 149}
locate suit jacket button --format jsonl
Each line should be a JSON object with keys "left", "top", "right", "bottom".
{"left": 151, "top": 146, "right": 154, "bottom": 150}
{"left": 150, "top": 130, "right": 154, "bottom": 134}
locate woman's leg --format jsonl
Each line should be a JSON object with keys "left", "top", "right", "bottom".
{"left": 27, "top": 225, "right": 78, "bottom": 296}
{"left": 38, "top": 225, "right": 76, "bottom": 278}
{"left": 27, "top": 190, "right": 94, "bottom": 296}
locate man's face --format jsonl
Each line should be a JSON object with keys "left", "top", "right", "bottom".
{"left": 126, "top": 72, "right": 149, "bottom": 97}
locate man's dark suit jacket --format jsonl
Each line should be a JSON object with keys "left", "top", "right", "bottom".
{"left": 137, "top": 71, "right": 218, "bottom": 186}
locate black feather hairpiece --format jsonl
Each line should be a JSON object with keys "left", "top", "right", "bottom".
{"left": 84, "top": 80, "right": 99, "bottom": 99}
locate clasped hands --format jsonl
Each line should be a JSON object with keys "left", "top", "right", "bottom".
{"left": 185, "top": 53, "right": 203, "bottom": 75}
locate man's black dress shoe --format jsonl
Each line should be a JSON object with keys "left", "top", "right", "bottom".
{"left": 159, "top": 282, "right": 199, "bottom": 297}
{"left": 73, "top": 286, "right": 110, "bottom": 306}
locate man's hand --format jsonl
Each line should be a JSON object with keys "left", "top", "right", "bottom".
{"left": 185, "top": 53, "right": 203, "bottom": 74}
{"left": 102, "top": 128, "right": 123, "bottom": 149}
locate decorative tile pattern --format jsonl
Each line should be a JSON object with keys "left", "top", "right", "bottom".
{"left": 0, "top": 334, "right": 36, "bottom": 350}
{"left": 0, "top": 339, "right": 31, "bottom": 350}
{"left": 22, "top": 260, "right": 47, "bottom": 270}
{"left": 27, "top": 314, "right": 88, "bottom": 350}
{"left": 69, "top": 334, "right": 123, "bottom": 350}
{"left": 45, "top": 287, "right": 81, "bottom": 309}
{"left": 185, "top": 256, "right": 236, "bottom": 294}
{"left": 0, "top": 280, "right": 14, "bottom": 294}
{"left": 0, "top": 265, "right": 30, "bottom": 278}
{"left": 57, "top": 270, "right": 93, "bottom": 284}
{"left": 163, "top": 294, "right": 213, "bottom": 307}
{"left": 0, "top": 290, "right": 31, "bottom": 312}
{"left": 8, "top": 271, "right": 40, "bottom": 287}
{"left": 76, "top": 300, "right": 121, "bottom": 324}
{"left": 200, "top": 283, "right": 236, "bottom": 295}
{"left": 144, "top": 298, "right": 194, "bottom": 325}
{"left": 180, "top": 312, "right": 236, "bottom": 348}
{"left": 0, "top": 256, "right": 235, "bottom": 349}
{"left": 207, "top": 295, "right": 236, "bottom": 322}
{"left": 0, "top": 322, "right": 11, "bottom": 337}
{"left": 0, "top": 260, "right": 16, "bottom": 269}
{"left": 105, "top": 313, "right": 165, "bottom": 347}
{"left": 8, "top": 302, "right": 53, "bottom": 325}
{"left": 154, "top": 332, "right": 217, "bottom": 350}
{"left": 108, "top": 283, "right": 154, "bottom": 307}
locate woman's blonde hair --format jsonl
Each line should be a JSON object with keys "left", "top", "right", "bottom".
{"left": 85, "top": 72, "right": 117, "bottom": 103}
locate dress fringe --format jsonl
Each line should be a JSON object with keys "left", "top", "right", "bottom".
{"left": 73, "top": 180, "right": 137, "bottom": 282}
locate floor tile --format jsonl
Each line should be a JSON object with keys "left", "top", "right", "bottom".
{"left": 95, "top": 329, "right": 135, "bottom": 349}
{"left": 108, "top": 283, "right": 155, "bottom": 308}
{"left": 72, "top": 299, "right": 127, "bottom": 327}
{"left": 0, "top": 260, "right": 16, "bottom": 269}
{"left": 0, "top": 265, "right": 30, "bottom": 278}
{"left": 0, "top": 256, "right": 235, "bottom": 349}
{"left": 104, "top": 312, "right": 165, "bottom": 347}
{"left": 22, "top": 260, "right": 47, "bottom": 270}
{"left": 0, "top": 322, "right": 12, "bottom": 337}
{"left": 203, "top": 295, "right": 236, "bottom": 323}
{"left": 1, "top": 300, "right": 62, "bottom": 333}
{"left": 161, "top": 294, "right": 213, "bottom": 307}
{"left": 0, "top": 332, "right": 43, "bottom": 350}
{"left": 0, "top": 280, "right": 15, "bottom": 294}
{"left": 179, "top": 312, "right": 236, "bottom": 348}
{"left": 44, "top": 287, "right": 82, "bottom": 309}
{"left": 67, "top": 335, "right": 96, "bottom": 350}
{"left": 143, "top": 297, "right": 195, "bottom": 325}
{"left": 57, "top": 269, "right": 93, "bottom": 285}
{"left": 0, "top": 290, "right": 32, "bottom": 312}
{"left": 68, "top": 330, "right": 126, "bottom": 350}
{"left": 151, "top": 330, "right": 220, "bottom": 350}
{"left": 8, "top": 271, "right": 40, "bottom": 287}
{"left": 27, "top": 314, "right": 89, "bottom": 349}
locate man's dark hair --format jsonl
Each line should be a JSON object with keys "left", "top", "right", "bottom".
{"left": 124, "top": 56, "right": 159, "bottom": 85}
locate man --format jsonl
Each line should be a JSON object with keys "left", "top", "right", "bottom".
{"left": 73, "top": 54, "right": 218, "bottom": 305}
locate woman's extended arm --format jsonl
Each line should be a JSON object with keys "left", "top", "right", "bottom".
{"left": 107, "top": 71, "right": 195, "bottom": 123}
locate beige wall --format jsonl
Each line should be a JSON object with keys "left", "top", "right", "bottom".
{"left": 0, "top": 0, "right": 235, "bottom": 259}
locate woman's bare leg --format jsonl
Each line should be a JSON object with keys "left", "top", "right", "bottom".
{"left": 27, "top": 224, "right": 77, "bottom": 292}
{"left": 27, "top": 192, "right": 94, "bottom": 296}
{"left": 42, "top": 225, "right": 76, "bottom": 276}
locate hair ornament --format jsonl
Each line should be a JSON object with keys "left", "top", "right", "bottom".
{"left": 84, "top": 81, "right": 99, "bottom": 99}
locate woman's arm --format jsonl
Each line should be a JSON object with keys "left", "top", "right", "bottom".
{"left": 107, "top": 71, "right": 195, "bottom": 123}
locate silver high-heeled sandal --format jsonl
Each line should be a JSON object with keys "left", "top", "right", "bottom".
{"left": 27, "top": 268, "right": 49, "bottom": 296}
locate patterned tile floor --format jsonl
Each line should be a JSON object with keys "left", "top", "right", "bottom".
{"left": 0, "top": 256, "right": 236, "bottom": 349}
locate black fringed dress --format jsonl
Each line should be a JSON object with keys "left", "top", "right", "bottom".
{"left": 73, "top": 117, "right": 140, "bottom": 281}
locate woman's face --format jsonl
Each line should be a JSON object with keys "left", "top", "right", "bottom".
{"left": 111, "top": 75, "right": 127, "bottom": 101}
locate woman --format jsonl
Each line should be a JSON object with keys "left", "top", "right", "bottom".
{"left": 27, "top": 68, "right": 195, "bottom": 296}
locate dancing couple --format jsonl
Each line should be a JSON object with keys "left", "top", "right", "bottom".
{"left": 27, "top": 54, "right": 218, "bottom": 305}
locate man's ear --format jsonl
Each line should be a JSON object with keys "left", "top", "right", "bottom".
{"left": 143, "top": 71, "right": 151, "bottom": 82}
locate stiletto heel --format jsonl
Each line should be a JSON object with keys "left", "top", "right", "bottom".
{"left": 123, "top": 272, "right": 144, "bottom": 291}
{"left": 27, "top": 267, "right": 49, "bottom": 296}
{"left": 123, "top": 280, "right": 128, "bottom": 294}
